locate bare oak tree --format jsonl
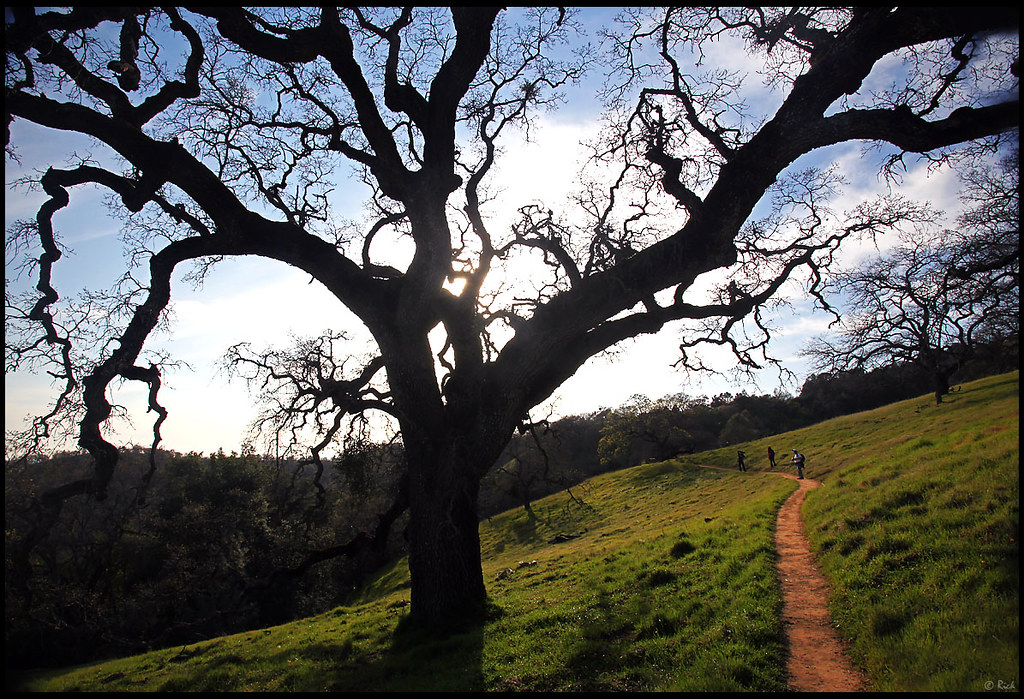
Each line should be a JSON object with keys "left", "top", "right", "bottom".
{"left": 5, "top": 7, "right": 1018, "bottom": 625}
{"left": 803, "top": 152, "right": 1019, "bottom": 404}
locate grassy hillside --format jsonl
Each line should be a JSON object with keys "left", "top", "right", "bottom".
{"left": 675, "top": 370, "right": 1020, "bottom": 692}
{"left": 13, "top": 372, "right": 1018, "bottom": 692}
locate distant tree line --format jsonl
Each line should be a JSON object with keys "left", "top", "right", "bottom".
{"left": 5, "top": 345, "right": 1015, "bottom": 671}
{"left": 481, "top": 340, "right": 1018, "bottom": 516}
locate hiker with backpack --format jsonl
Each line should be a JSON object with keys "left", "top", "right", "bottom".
{"left": 792, "top": 449, "right": 805, "bottom": 479}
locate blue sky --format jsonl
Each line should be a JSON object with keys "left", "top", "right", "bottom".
{"left": 3, "top": 8, "right": 977, "bottom": 454}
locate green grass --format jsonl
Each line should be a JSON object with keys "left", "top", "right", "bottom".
{"left": 803, "top": 374, "right": 1019, "bottom": 692}
{"left": 677, "top": 371, "right": 1019, "bottom": 692}
{"left": 12, "top": 372, "right": 1019, "bottom": 692}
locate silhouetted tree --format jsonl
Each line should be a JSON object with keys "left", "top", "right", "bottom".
{"left": 5, "top": 7, "right": 1018, "bottom": 626}
{"left": 803, "top": 155, "right": 1019, "bottom": 404}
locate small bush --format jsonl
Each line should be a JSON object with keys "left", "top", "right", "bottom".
{"left": 670, "top": 540, "right": 696, "bottom": 557}
{"left": 641, "top": 568, "right": 677, "bottom": 587}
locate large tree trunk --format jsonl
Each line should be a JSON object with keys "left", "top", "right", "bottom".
{"left": 404, "top": 436, "right": 496, "bottom": 627}
{"left": 377, "top": 323, "right": 506, "bottom": 627}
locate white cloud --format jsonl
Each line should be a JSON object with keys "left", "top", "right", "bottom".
{"left": 486, "top": 117, "right": 602, "bottom": 225}
{"left": 165, "top": 258, "right": 368, "bottom": 358}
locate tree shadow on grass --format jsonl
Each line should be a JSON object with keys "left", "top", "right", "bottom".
{"left": 383, "top": 610, "right": 488, "bottom": 692}
{"left": 319, "top": 604, "right": 493, "bottom": 692}
{"left": 194, "top": 604, "right": 490, "bottom": 693}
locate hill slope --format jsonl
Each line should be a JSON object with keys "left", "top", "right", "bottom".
{"left": 14, "top": 372, "right": 1018, "bottom": 692}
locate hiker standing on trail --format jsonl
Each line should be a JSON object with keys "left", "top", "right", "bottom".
{"left": 768, "top": 446, "right": 776, "bottom": 469}
{"left": 792, "top": 449, "right": 805, "bottom": 479}
{"left": 737, "top": 450, "right": 747, "bottom": 472}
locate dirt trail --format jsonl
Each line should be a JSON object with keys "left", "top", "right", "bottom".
{"left": 699, "top": 465, "right": 869, "bottom": 691}
{"left": 771, "top": 472, "right": 869, "bottom": 692}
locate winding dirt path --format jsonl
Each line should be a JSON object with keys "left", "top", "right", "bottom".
{"left": 699, "top": 465, "right": 869, "bottom": 691}
{"left": 771, "top": 472, "right": 869, "bottom": 692}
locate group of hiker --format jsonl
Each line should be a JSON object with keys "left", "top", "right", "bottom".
{"left": 737, "top": 446, "right": 805, "bottom": 478}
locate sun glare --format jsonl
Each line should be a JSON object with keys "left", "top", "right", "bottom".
{"left": 443, "top": 276, "right": 468, "bottom": 297}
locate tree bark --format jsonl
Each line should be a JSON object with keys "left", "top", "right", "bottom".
{"left": 404, "top": 437, "right": 494, "bottom": 626}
